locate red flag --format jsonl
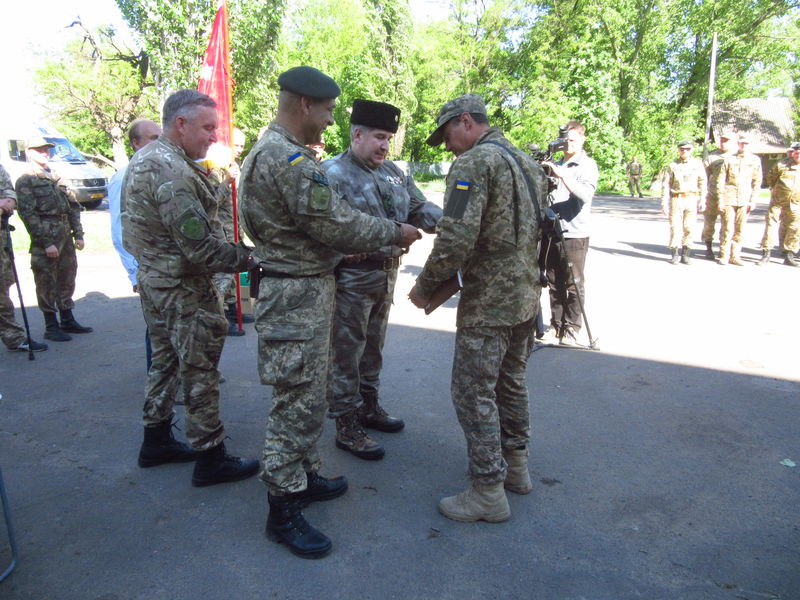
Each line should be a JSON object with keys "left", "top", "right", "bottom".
{"left": 198, "top": 0, "right": 233, "bottom": 152}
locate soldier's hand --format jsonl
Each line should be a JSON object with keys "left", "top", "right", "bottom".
{"left": 75, "top": 240, "right": 85, "bottom": 251}
{"left": 45, "top": 244, "right": 59, "bottom": 258}
{"left": 408, "top": 286, "right": 428, "bottom": 309}
{"left": 225, "top": 163, "right": 241, "bottom": 182}
{"left": 398, "top": 224, "right": 422, "bottom": 249}
{"left": 0, "top": 197, "right": 15, "bottom": 215}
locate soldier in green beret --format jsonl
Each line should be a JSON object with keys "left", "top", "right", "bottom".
{"left": 239, "top": 66, "right": 420, "bottom": 558}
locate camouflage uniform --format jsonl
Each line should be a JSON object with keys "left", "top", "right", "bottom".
{"left": 661, "top": 157, "right": 706, "bottom": 249}
{"left": 717, "top": 150, "right": 762, "bottom": 262}
{"left": 626, "top": 159, "right": 642, "bottom": 197}
{"left": 208, "top": 166, "right": 243, "bottom": 304}
{"left": 321, "top": 149, "right": 441, "bottom": 417}
{"left": 15, "top": 164, "right": 83, "bottom": 313}
{"left": 238, "top": 122, "right": 403, "bottom": 495}
{"left": 702, "top": 149, "right": 728, "bottom": 245}
{"left": 121, "top": 135, "right": 250, "bottom": 449}
{"left": 0, "top": 165, "right": 26, "bottom": 349}
{"left": 413, "top": 127, "right": 547, "bottom": 486}
{"left": 760, "top": 157, "right": 800, "bottom": 254}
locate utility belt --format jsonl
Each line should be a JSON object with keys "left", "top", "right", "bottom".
{"left": 247, "top": 265, "right": 332, "bottom": 300}
{"left": 338, "top": 255, "right": 402, "bottom": 272}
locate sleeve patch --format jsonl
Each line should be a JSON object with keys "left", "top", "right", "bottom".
{"left": 288, "top": 152, "right": 305, "bottom": 165}
{"left": 175, "top": 209, "right": 209, "bottom": 240}
{"left": 309, "top": 182, "right": 332, "bottom": 211}
{"left": 444, "top": 181, "right": 473, "bottom": 219}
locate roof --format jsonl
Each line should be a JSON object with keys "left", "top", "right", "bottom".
{"left": 712, "top": 97, "right": 796, "bottom": 154}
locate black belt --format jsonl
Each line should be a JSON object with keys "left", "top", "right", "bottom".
{"left": 258, "top": 268, "right": 329, "bottom": 279}
{"left": 338, "top": 256, "right": 401, "bottom": 272}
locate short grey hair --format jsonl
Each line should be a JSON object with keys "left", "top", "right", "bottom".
{"left": 350, "top": 124, "right": 374, "bottom": 139}
{"left": 162, "top": 89, "right": 216, "bottom": 129}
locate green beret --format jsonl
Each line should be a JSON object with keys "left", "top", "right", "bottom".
{"left": 350, "top": 99, "right": 400, "bottom": 133}
{"left": 277, "top": 66, "right": 341, "bottom": 99}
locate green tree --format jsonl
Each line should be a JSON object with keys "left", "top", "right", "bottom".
{"left": 34, "top": 22, "right": 158, "bottom": 168}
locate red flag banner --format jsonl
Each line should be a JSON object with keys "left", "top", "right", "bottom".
{"left": 198, "top": 0, "right": 233, "bottom": 153}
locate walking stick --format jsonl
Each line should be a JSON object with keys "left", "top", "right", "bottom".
{"left": 2, "top": 215, "right": 35, "bottom": 360}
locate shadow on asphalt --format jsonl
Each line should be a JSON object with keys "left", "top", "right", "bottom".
{"left": 1, "top": 294, "right": 797, "bottom": 599}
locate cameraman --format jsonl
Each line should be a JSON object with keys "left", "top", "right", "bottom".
{"left": 541, "top": 120, "right": 598, "bottom": 346}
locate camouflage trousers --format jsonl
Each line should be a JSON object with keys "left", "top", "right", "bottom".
{"left": 256, "top": 274, "right": 336, "bottom": 495}
{"left": 701, "top": 198, "right": 723, "bottom": 244}
{"left": 0, "top": 243, "right": 25, "bottom": 349}
{"left": 451, "top": 317, "right": 536, "bottom": 487}
{"left": 328, "top": 268, "right": 397, "bottom": 417}
{"left": 627, "top": 176, "right": 642, "bottom": 197}
{"left": 30, "top": 242, "right": 77, "bottom": 313}
{"left": 719, "top": 204, "right": 750, "bottom": 260}
{"left": 668, "top": 196, "right": 698, "bottom": 248}
{"left": 760, "top": 199, "right": 800, "bottom": 254}
{"left": 138, "top": 270, "right": 228, "bottom": 450}
{"left": 212, "top": 271, "right": 237, "bottom": 305}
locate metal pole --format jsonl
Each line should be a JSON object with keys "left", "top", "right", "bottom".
{"left": 702, "top": 31, "right": 718, "bottom": 160}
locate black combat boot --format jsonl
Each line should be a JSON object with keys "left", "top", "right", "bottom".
{"left": 294, "top": 472, "right": 348, "bottom": 507}
{"left": 668, "top": 248, "right": 680, "bottom": 265}
{"left": 704, "top": 241, "right": 714, "bottom": 260}
{"left": 191, "top": 442, "right": 259, "bottom": 487}
{"left": 43, "top": 311, "right": 71, "bottom": 342}
{"left": 266, "top": 493, "right": 332, "bottom": 559}
{"left": 357, "top": 392, "right": 405, "bottom": 432}
{"left": 59, "top": 309, "right": 93, "bottom": 333}
{"left": 757, "top": 250, "right": 770, "bottom": 266}
{"left": 680, "top": 246, "right": 692, "bottom": 265}
{"left": 138, "top": 420, "right": 197, "bottom": 468}
{"left": 784, "top": 251, "right": 800, "bottom": 267}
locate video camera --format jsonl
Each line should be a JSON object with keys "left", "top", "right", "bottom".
{"left": 527, "top": 126, "right": 569, "bottom": 163}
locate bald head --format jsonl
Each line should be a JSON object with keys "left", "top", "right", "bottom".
{"left": 129, "top": 119, "right": 162, "bottom": 152}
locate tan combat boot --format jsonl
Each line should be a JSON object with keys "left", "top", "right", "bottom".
{"left": 503, "top": 447, "right": 533, "bottom": 495}
{"left": 335, "top": 411, "right": 385, "bottom": 460}
{"left": 438, "top": 481, "right": 511, "bottom": 522}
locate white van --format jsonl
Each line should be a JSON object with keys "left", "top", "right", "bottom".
{"left": 0, "top": 126, "right": 108, "bottom": 209}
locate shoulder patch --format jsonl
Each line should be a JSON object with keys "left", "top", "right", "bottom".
{"left": 175, "top": 208, "right": 208, "bottom": 241}
{"left": 288, "top": 152, "right": 305, "bottom": 166}
{"left": 445, "top": 180, "right": 473, "bottom": 219}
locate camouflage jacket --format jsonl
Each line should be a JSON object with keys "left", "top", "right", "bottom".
{"left": 321, "top": 149, "right": 442, "bottom": 260}
{"left": 121, "top": 135, "right": 250, "bottom": 279}
{"left": 209, "top": 165, "right": 244, "bottom": 243}
{"left": 16, "top": 164, "right": 83, "bottom": 253}
{"left": 238, "top": 122, "right": 402, "bottom": 276}
{"left": 626, "top": 161, "right": 642, "bottom": 177}
{"left": 414, "top": 127, "right": 547, "bottom": 328}
{"left": 662, "top": 157, "right": 707, "bottom": 204}
{"left": 767, "top": 158, "right": 800, "bottom": 205}
{"left": 704, "top": 149, "right": 730, "bottom": 202}
{"left": 0, "top": 164, "right": 15, "bottom": 201}
{"left": 717, "top": 151, "right": 762, "bottom": 207}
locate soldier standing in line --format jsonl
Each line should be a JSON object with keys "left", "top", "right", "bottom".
{"left": 716, "top": 134, "right": 763, "bottom": 265}
{"left": 122, "top": 89, "right": 259, "bottom": 487}
{"left": 15, "top": 136, "right": 93, "bottom": 341}
{"left": 701, "top": 132, "right": 734, "bottom": 260}
{"left": 757, "top": 141, "right": 800, "bottom": 267}
{"left": 661, "top": 140, "right": 707, "bottom": 265}
{"left": 0, "top": 164, "right": 48, "bottom": 352}
{"left": 626, "top": 156, "right": 643, "bottom": 198}
{"left": 408, "top": 94, "right": 547, "bottom": 523}
{"left": 322, "top": 99, "right": 442, "bottom": 460}
{"left": 238, "top": 66, "right": 421, "bottom": 559}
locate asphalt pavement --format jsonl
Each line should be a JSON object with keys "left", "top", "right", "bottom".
{"left": 0, "top": 193, "right": 798, "bottom": 599}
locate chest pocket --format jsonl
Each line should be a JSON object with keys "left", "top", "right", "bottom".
{"left": 30, "top": 179, "right": 64, "bottom": 216}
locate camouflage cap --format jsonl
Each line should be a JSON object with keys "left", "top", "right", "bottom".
{"left": 789, "top": 142, "right": 800, "bottom": 151}
{"left": 677, "top": 139, "right": 693, "bottom": 148}
{"left": 25, "top": 135, "right": 54, "bottom": 150}
{"left": 738, "top": 133, "right": 751, "bottom": 143}
{"left": 719, "top": 130, "right": 734, "bottom": 140}
{"left": 426, "top": 94, "right": 487, "bottom": 146}
{"left": 277, "top": 66, "right": 340, "bottom": 99}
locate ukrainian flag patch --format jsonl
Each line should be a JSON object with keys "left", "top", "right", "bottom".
{"left": 445, "top": 179, "right": 473, "bottom": 219}
{"left": 288, "top": 152, "right": 304, "bottom": 165}
{"left": 455, "top": 180, "right": 470, "bottom": 191}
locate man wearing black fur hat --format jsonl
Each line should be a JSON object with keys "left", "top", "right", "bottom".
{"left": 321, "top": 100, "right": 442, "bottom": 460}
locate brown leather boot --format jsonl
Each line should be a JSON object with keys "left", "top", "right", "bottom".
{"left": 335, "top": 411, "right": 384, "bottom": 460}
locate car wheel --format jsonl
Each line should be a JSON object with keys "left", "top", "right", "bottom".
{"left": 82, "top": 199, "right": 102, "bottom": 210}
